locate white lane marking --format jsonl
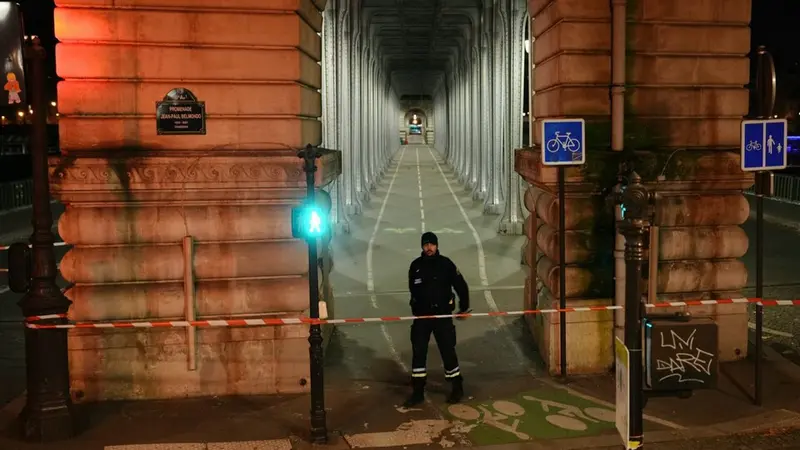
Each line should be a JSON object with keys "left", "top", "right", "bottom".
{"left": 748, "top": 321, "right": 794, "bottom": 338}
{"left": 0, "top": 286, "right": 9, "bottom": 295}
{"left": 416, "top": 147, "right": 425, "bottom": 231}
{"left": 534, "top": 370, "right": 686, "bottom": 430}
{"left": 366, "top": 147, "right": 409, "bottom": 371}
{"left": 426, "top": 146, "right": 527, "bottom": 363}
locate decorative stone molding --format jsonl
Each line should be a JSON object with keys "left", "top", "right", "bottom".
{"left": 51, "top": 149, "right": 340, "bottom": 187}
{"left": 49, "top": 150, "right": 342, "bottom": 203}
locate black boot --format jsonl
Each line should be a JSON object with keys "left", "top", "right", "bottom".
{"left": 403, "top": 377, "right": 426, "bottom": 407}
{"left": 446, "top": 376, "right": 464, "bottom": 404}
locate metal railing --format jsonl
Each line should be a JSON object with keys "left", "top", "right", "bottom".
{"left": 0, "top": 178, "right": 33, "bottom": 211}
{"left": 744, "top": 173, "right": 800, "bottom": 205}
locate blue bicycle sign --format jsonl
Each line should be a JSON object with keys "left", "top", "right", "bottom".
{"left": 541, "top": 119, "right": 586, "bottom": 166}
{"left": 546, "top": 132, "right": 581, "bottom": 153}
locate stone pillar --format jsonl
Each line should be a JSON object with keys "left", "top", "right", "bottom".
{"left": 625, "top": 0, "right": 752, "bottom": 362}
{"left": 52, "top": 0, "right": 340, "bottom": 401}
{"left": 520, "top": 0, "right": 752, "bottom": 375}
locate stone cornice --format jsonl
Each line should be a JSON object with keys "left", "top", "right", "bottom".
{"left": 50, "top": 149, "right": 341, "bottom": 188}
{"left": 49, "top": 149, "right": 342, "bottom": 204}
{"left": 515, "top": 148, "right": 755, "bottom": 194}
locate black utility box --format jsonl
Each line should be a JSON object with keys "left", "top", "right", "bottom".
{"left": 644, "top": 316, "right": 718, "bottom": 391}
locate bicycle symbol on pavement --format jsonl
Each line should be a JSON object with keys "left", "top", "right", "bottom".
{"left": 446, "top": 395, "right": 615, "bottom": 441}
{"left": 546, "top": 132, "right": 581, "bottom": 154}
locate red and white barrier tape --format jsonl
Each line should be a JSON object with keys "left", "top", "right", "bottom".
{"left": 20, "top": 297, "right": 800, "bottom": 330}
{"left": 0, "top": 241, "right": 68, "bottom": 251}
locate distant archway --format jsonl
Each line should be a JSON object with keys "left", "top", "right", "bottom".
{"left": 404, "top": 109, "right": 427, "bottom": 135}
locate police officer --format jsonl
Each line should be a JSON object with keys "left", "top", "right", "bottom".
{"left": 404, "top": 231, "right": 470, "bottom": 407}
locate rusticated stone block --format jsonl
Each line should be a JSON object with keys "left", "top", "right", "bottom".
{"left": 532, "top": 22, "right": 610, "bottom": 64}
{"left": 529, "top": 0, "right": 610, "bottom": 31}
{"left": 57, "top": 44, "right": 321, "bottom": 87}
{"left": 532, "top": 289, "right": 614, "bottom": 376}
{"left": 55, "top": 8, "right": 321, "bottom": 59}
{"left": 67, "top": 278, "right": 311, "bottom": 322}
{"left": 57, "top": 116, "right": 322, "bottom": 153}
{"left": 628, "top": 55, "right": 749, "bottom": 87}
{"left": 536, "top": 255, "right": 613, "bottom": 300}
{"left": 658, "top": 226, "right": 748, "bottom": 260}
{"left": 657, "top": 260, "right": 747, "bottom": 294}
{"left": 60, "top": 241, "right": 309, "bottom": 284}
{"left": 628, "top": 87, "right": 749, "bottom": 119}
{"left": 59, "top": 81, "right": 321, "bottom": 117}
{"left": 59, "top": 204, "right": 303, "bottom": 245}
{"left": 54, "top": 0, "right": 324, "bottom": 31}
{"left": 628, "top": 23, "right": 750, "bottom": 55}
{"left": 533, "top": 54, "right": 611, "bottom": 92}
{"left": 532, "top": 87, "right": 610, "bottom": 118}
{"left": 68, "top": 326, "right": 313, "bottom": 401}
{"left": 630, "top": 0, "right": 751, "bottom": 24}
{"left": 536, "top": 224, "right": 600, "bottom": 265}
{"left": 656, "top": 193, "right": 750, "bottom": 227}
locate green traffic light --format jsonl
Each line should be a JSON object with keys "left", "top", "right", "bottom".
{"left": 291, "top": 204, "right": 329, "bottom": 240}
{"left": 308, "top": 209, "right": 322, "bottom": 234}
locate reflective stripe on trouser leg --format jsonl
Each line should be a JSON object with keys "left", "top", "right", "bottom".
{"left": 444, "top": 366, "right": 460, "bottom": 378}
{"left": 412, "top": 367, "right": 427, "bottom": 378}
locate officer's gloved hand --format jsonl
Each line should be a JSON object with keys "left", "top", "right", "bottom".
{"left": 455, "top": 309, "right": 472, "bottom": 321}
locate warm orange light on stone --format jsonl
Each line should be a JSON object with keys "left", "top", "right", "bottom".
{"left": 521, "top": 0, "right": 753, "bottom": 376}
{"left": 52, "top": 0, "right": 339, "bottom": 401}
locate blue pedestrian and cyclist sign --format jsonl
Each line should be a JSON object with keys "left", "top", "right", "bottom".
{"left": 741, "top": 119, "right": 787, "bottom": 172}
{"left": 542, "top": 119, "right": 586, "bottom": 166}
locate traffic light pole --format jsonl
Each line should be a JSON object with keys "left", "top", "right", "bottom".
{"left": 618, "top": 171, "right": 649, "bottom": 449}
{"left": 298, "top": 144, "right": 328, "bottom": 444}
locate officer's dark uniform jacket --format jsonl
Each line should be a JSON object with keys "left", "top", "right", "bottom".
{"left": 408, "top": 251, "right": 470, "bottom": 316}
{"left": 407, "top": 248, "right": 470, "bottom": 385}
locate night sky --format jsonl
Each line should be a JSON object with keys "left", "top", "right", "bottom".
{"left": 12, "top": 0, "right": 800, "bottom": 103}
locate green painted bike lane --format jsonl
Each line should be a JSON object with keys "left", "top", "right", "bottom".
{"left": 440, "top": 387, "right": 619, "bottom": 445}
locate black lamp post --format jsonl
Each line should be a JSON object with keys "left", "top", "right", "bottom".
{"left": 17, "top": 36, "right": 76, "bottom": 442}
{"left": 616, "top": 171, "right": 652, "bottom": 449}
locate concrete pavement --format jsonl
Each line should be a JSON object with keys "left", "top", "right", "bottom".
{"left": 742, "top": 195, "right": 800, "bottom": 365}
{"left": 0, "top": 202, "right": 65, "bottom": 406}
{"left": 3, "top": 150, "right": 800, "bottom": 449}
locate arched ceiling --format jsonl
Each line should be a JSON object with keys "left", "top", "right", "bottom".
{"left": 362, "top": 0, "right": 481, "bottom": 97}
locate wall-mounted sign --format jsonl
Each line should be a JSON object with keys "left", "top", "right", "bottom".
{"left": 156, "top": 88, "right": 206, "bottom": 135}
{"left": 0, "top": 1, "right": 27, "bottom": 110}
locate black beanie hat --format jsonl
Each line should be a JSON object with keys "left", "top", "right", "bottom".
{"left": 421, "top": 231, "right": 438, "bottom": 248}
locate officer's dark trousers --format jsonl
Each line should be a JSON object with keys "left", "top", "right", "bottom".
{"left": 410, "top": 318, "right": 461, "bottom": 382}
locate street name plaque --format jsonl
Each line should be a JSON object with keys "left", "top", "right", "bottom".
{"left": 156, "top": 88, "right": 206, "bottom": 135}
